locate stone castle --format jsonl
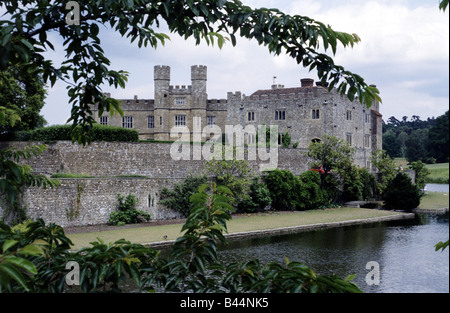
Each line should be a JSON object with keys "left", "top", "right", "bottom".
{"left": 0, "top": 65, "right": 383, "bottom": 227}
{"left": 91, "top": 65, "right": 382, "bottom": 169}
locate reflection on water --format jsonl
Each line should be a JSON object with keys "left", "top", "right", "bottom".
{"left": 217, "top": 213, "right": 449, "bottom": 293}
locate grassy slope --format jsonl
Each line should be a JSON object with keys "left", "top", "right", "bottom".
{"left": 393, "top": 158, "right": 449, "bottom": 183}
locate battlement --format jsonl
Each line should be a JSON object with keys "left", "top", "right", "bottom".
{"left": 191, "top": 65, "right": 207, "bottom": 81}
{"left": 169, "top": 85, "right": 192, "bottom": 94}
{"left": 154, "top": 65, "right": 170, "bottom": 81}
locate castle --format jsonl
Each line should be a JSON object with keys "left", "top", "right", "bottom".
{"left": 0, "top": 65, "right": 383, "bottom": 227}
{"left": 91, "top": 65, "right": 382, "bottom": 169}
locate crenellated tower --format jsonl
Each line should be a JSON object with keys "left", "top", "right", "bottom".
{"left": 154, "top": 65, "right": 171, "bottom": 140}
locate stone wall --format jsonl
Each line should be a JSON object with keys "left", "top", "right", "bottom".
{"left": 0, "top": 141, "right": 371, "bottom": 227}
{"left": 3, "top": 177, "right": 184, "bottom": 227}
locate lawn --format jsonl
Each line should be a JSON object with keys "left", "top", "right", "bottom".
{"left": 393, "top": 158, "right": 449, "bottom": 184}
{"left": 426, "top": 163, "right": 449, "bottom": 184}
{"left": 417, "top": 191, "right": 449, "bottom": 211}
{"left": 66, "top": 207, "right": 409, "bottom": 250}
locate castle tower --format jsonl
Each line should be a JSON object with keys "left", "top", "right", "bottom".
{"left": 154, "top": 65, "right": 171, "bottom": 140}
{"left": 191, "top": 65, "right": 207, "bottom": 107}
{"left": 190, "top": 65, "right": 208, "bottom": 141}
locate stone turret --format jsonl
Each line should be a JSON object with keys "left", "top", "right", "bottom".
{"left": 154, "top": 65, "right": 170, "bottom": 140}
{"left": 191, "top": 65, "right": 207, "bottom": 108}
{"left": 154, "top": 65, "right": 170, "bottom": 106}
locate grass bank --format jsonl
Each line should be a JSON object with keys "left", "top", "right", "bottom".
{"left": 393, "top": 158, "right": 449, "bottom": 184}
{"left": 67, "top": 207, "right": 411, "bottom": 250}
{"left": 426, "top": 163, "right": 449, "bottom": 184}
{"left": 417, "top": 191, "right": 449, "bottom": 211}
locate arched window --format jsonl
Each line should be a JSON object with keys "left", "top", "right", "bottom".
{"left": 311, "top": 138, "right": 321, "bottom": 143}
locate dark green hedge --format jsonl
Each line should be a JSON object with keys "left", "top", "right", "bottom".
{"left": 11, "top": 124, "right": 139, "bottom": 142}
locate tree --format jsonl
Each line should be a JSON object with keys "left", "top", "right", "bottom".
{"left": 427, "top": 111, "right": 449, "bottom": 163}
{"left": 205, "top": 159, "right": 254, "bottom": 207}
{"left": 159, "top": 174, "right": 208, "bottom": 217}
{"left": 405, "top": 128, "right": 429, "bottom": 163}
{"left": 264, "top": 169, "right": 300, "bottom": 210}
{"left": 371, "top": 149, "right": 398, "bottom": 197}
{"left": 306, "top": 135, "right": 355, "bottom": 200}
{"left": 0, "top": 65, "right": 47, "bottom": 138}
{"left": 382, "top": 129, "right": 401, "bottom": 158}
{"left": 383, "top": 172, "right": 421, "bottom": 212}
{"left": 408, "top": 160, "right": 430, "bottom": 191}
{"left": 0, "top": 0, "right": 380, "bottom": 144}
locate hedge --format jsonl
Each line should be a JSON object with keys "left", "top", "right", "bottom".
{"left": 11, "top": 124, "right": 139, "bottom": 142}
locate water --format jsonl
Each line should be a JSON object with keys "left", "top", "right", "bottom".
{"left": 426, "top": 184, "right": 449, "bottom": 193}
{"left": 217, "top": 213, "right": 449, "bottom": 293}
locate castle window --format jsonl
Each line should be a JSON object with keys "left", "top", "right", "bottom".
{"left": 160, "top": 116, "right": 162, "bottom": 125}
{"left": 312, "top": 109, "right": 320, "bottom": 119}
{"left": 365, "top": 134, "right": 371, "bottom": 147}
{"left": 174, "top": 115, "right": 186, "bottom": 127}
{"left": 207, "top": 116, "right": 216, "bottom": 127}
{"left": 148, "top": 116, "right": 154, "bottom": 129}
{"left": 248, "top": 112, "right": 255, "bottom": 121}
{"left": 245, "top": 133, "right": 256, "bottom": 145}
{"left": 346, "top": 133, "right": 353, "bottom": 146}
{"left": 346, "top": 110, "right": 352, "bottom": 121}
{"left": 275, "top": 110, "right": 286, "bottom": 120}
{"left": 365, "top": 113, "right": 370, "bottom": 123}
{"left": 122, "top": 116, "right": 133, "bottom": 128}
{"left": 175, "top": 97, "right": 186, "bottom": 105}
{"left": 99, "top": 116, "right": 108, "bottom": 125}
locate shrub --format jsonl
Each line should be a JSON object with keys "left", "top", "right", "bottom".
{"left": 408, "top": 160, "right": 430, "bottom": 190}
{"left": 264, "top": 169, "right": 300, "bottom": 210}
{"left": 383, "top": 172, "right": 422, "bottom": 212}
{"left": 282, "top": 131, "right": 291, "bottom": 148}
{"left": 11, "top": 124, "right": 139, "bottom": 142}
{"left": 108, "top": 194, "right": 151, "bottom": 225}
{"left": 297, "top": 170, "right": 328, "bottom": 210}
{"left": 159, "top": 175, "right": 208, "bottom": 217}
{"left": 342, "top": 165, "right": 363, "bottom": 202}
{"left": 358, "top": 168, "right": 376, "bottom": 200}
{"left": 237, "top": 177, "right": 271, "bottom": 213}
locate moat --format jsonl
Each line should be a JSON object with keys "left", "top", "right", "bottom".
{"left": 218, "top": 211, "right": 449, "bottom": 293}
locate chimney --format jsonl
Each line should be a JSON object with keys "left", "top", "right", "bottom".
{"left": 300, "top": 78, "right": 314, "bottom": 87}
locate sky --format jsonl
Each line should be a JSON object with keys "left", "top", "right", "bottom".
{"left": 39, "top": 0, "right": 449, "bottom": 125}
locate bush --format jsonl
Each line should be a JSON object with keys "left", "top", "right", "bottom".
{"left": 159, "top": 175, "right": 208, "bottom": 217}
{"left": 383, "top": 172, "right": 422, "bottom": 212}
{"left": 11, "top": 124, "right": 139, "bottom": 142}
{"left": 297, "top": 170, "right": 328, "bottom": 210}
{"left": 358, "top": 168, "right": 376, "bottom": 200}
{"left": 342, "top": 165, "right": 363, "bottom": 202}
{"left": 237, "top": 177, "right": 271, "bottom": 213}
{"left": 264, "top": 169, "right": 300, "bottom": 210}
{"left": 264, "top": 169, "right": 327, "bottom": 211}
{"left": 108, "top": 194, "right": 151, "bottom": 225}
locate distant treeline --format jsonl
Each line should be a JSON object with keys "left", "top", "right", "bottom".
{"left": 382, "top": 111, "right": 449, "bottom": 164}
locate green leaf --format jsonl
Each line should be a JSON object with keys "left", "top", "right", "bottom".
{"left": 2, "top": 239, "right": 18, "bottom": 252}
{"left": 4, "top": 256, "right": 38, "bottom": 275}
{"left": 0, "top": 263, "right": 29, "bottom": 291}
{"left": 17, "top": 244, "right": 44, "bottom": 256}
